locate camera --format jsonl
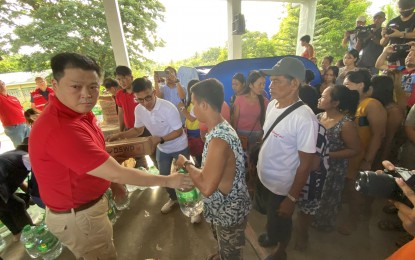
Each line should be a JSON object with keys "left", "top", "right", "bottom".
{"left": 347, "top": 25, "right": 373, "bottom": 35}
{"left": 394, "top": 44, "right": 411, "bottom": 52}
{"left": 386, "top": 24, "right": 398, "bottom": 34}
{"left": 355, "top": 167, "right": 415, "bottom": 207}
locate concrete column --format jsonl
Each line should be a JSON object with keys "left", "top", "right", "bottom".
{"left": 227, "top": 0, "right": 242, "bottom": 60}
{"left": 296, "top": 0, "right": 317, "bottom": 56}
{"left": 103, "top": 0, "right": 130, "bottom": 67}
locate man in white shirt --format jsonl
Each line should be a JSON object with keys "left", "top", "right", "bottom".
{"left": 108, "top": 78, "right": 200, "bottom": 222}
{"left": 257, "top": 57, "right": 319, "bottom": 260}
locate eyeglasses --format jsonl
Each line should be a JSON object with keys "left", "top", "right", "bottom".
{"left": 134, "top": 93, "right": 154, "bottom": 103}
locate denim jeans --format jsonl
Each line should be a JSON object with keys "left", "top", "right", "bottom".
{"left": 4, "top": 123, "right": 30, "bottom": 148}
{"left": 156, "top": 147, "right": 189, "bottom": 200}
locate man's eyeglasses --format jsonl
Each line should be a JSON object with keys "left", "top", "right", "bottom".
{"left": 134, "top": 94, "right": 153, "bottom": 103}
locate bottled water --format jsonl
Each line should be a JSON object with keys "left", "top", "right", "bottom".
{"left": 34, "top": 223, "right": 63, "bottom": 260}
{"left": 113, "top": 184, "right": 130, "bottom": 211}
{"left": 105, "top": 189, "right": 118, "bottom": 224}
{"left": 175, "top": 169, "right": 203, "bottom": 217}
{"left": 20, "top": 225, "right": 39, "bottom": 258}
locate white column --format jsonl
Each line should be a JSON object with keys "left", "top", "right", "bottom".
{"left": 103, "top": 0, "right": 130, "bottom": 67}
{"left": 227, "top": 0, "right": 242, "bottom": 60}
{"left": 296, "top": 0, "right": 317, "bottom": 56}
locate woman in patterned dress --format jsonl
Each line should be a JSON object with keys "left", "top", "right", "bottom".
{"left": 312, "top": 85, "right": 361, "bottom": 231}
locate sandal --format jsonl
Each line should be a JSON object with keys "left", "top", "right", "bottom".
{"left": 378, "top": 219, "right": 405, "bottom": 232}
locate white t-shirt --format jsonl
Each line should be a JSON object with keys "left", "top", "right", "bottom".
{"left": 257, "top": 99, "right": 318, "bottom": 195}
{"left": 134, "top": 98, "right": 188, "bottom": 153}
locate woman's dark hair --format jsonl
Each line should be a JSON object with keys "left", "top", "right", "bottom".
{"left": 305, "top": 70, "right": 315, "bottom": 84}
{"left": 345, "top": 69, "right": 371, "bottom": 93}
{"left": 347, "top": 49, "right": 360, "bottom": 64}
{"left": 186, "top": 79, "right": 200, "bottom": 107}
{"left": 24, "top": 108, "right": 39, "bottom": 125}
{"left": 371, "top": 75, "right": 394, "bottom": 106}
{"left": 245, "top": 70, "right": 266, "bottom": 126}
{"left": 329, "top": 85, "right": 359, "bottom": 116}
{"left": 326, "top": 66, "right": 339, "bottom": 79}
{"left": 300, "top": 35, "right": 311, "bottom": 43}
{"left": 324, "top": 56, "right": 334, "bottom": 64}
{"left": 230, "top": 73, "right": 247, "bottom": 117}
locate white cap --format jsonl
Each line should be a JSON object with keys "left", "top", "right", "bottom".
{"left": 356, "top": 16, "right": 366, "bottom": 22}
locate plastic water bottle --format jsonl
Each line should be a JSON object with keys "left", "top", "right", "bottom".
{"left": 34, "top": 223, "right": 63, "bottom": 260}
{"left": 105, "top": 189, "right": 118, "bottom": 224}
{"left": 113, "top": 184, "right": 130, "bottom": 211}
{"left": 0, "top": 235, "right": 6, "bottom": 254}
{"left": 175, "top": 168, "right": 203, "bottom": 217}
{"left": 20, "top": 225, "right": 39, "bottom": 258}
{"left": 148, "top": 166, "right": 160, "bottom": 189}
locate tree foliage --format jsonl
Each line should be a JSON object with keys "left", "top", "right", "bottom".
{"left": 0, "top": 55, "right": 25, "bottom": 73}
{"left": 0, "top": 0, "right": 165, "bottom": 76}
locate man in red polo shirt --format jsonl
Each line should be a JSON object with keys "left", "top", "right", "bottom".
{"left": 30, "top": 76, "right": 54, "bottom": 113}
{"left": 0, "top": 80, "right": 30, "bottom": 148}
{"left": 114, "top": 66, "right": 154, "bottom": 168}
{"left": 29, "top": 53, "right": 192, "bottom": 260}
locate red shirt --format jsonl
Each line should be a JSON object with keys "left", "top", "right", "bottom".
{"left": 115, "top": 89, "right": 137, "bottom": 129}
{"left": 30, "top": 87, "right": 54, "bottom": 111}
{"left": 0, "top": 93, "right": 26, "bottom": 126}
{"left": 29, "top": 95, "right": 110, "bottom": 211}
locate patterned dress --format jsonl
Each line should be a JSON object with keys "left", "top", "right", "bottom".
{"left": 313, "top": 114, "right": 352, "bottom": 229}
{"left": 202, "top": 121, "right": 252, "bottom": 227}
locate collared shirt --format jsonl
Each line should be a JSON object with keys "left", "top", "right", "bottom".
{"left": 134, "top": 98, "right": 187, "bottom": 154}
{"left": 0, "top": 94, "right": 26, "bottom": 126}
{"left": 115, "top": 89, "right": 138, "bottom": 129}
{"left": 29, "top": 95, "right": 110, "bottom": 211}
{"left": 30, "top": 87, "right": 54, "bottom": 111}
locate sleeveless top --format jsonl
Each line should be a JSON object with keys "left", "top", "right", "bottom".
{"left": 202, "top": 121, "right": 252, "bottom": 227}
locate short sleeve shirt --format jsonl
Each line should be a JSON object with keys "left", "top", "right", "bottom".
{"left": 134, "top": 98, "right": 187, "bottom": 154}
{"left": 160, "top": 84, "right": 186, "bottom": 107}
{"left": 115, "top": 89, "right": 138, "bottom": 129}
{"left": 257, "top": 100, "right": 318, "bottom": 195}
{"left": 29, "top": 95, "right": 110, "bottom": 211}
{"left": 234, "top": 95, "right": 269, "bottom": 131}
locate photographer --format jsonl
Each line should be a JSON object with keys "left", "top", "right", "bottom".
{"left": 377, "top": 161, "right": 415, "bottom": 259}
{"left": 342, "top": 16, "right": 366, "bottom": 51}
{"left": 357, "top": 12, "right": 386, "bottom": 75}
{"left": 380, "top": 0, "right": 415, "bottom": 65}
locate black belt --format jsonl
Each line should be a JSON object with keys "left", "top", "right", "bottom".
{"left": 49, "top": 195, "right": 103, "bottom": 214}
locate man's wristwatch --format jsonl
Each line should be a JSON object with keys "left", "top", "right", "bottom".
{"left": 160, "top": 137, "right": 165, "bottom": 144}
{"left": 183, "top": 160, "right": 195, "bottom": 170}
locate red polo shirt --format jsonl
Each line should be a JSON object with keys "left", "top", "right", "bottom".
{"left": 0, "top": 93, "right": 26, "bottom": 126}
{"left": 29, "top": 95, "right": 110, "bottom": 211}
{"left": 30, "top": 87, "right": 54, "bottom": 111}
{"left": 115, "top": 89, "right": 137, "bottom": 129}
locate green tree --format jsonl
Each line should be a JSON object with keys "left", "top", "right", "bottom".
{"left": 0, "top": 55, "right": 24, "bottom": 73}
{"left": 0, "top": 0, "right": 165, "bottom": 76}
{"left": 242, "top": 31, "right": 276, "bottom": 58}
{"left": 271, "top": 3, "right": 299, "bottom": 56}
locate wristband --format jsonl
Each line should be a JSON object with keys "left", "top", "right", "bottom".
{"left": 287, "top": 193, "right": 297, "bottom": 203}
{"left": 160, "top": 137, "right": 165, "bottom": 144}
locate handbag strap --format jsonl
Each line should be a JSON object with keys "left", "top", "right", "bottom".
{"left": 262, "top": 101, "right": 304, "bottom": 142}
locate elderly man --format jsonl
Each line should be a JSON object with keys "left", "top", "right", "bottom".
{"left": 256, "top": 57, "right": 319, "bottom": 260}
{"left": 30, "top": 76, "right": 54, "bottom": 113}
{"left": 29, "top": 53, "right": 191, "bottom": 260}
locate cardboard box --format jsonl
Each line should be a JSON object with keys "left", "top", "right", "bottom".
{"left": 100, "top": 125, "right": 120, "bottom": 139}
{"left": 106, "top": 137, "right": 154, "bottom": 158}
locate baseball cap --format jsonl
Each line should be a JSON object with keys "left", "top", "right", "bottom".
{"left": 374, "top": 11, "right": 386, "bottom": 18}
{"left": 260, "top": 57, "right": 305, "bottom": 81}
{"left": 356, "top": 16, "right": 366, "bottom": 22}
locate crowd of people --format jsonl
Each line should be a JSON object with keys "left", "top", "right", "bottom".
{"left": 1, "top": 0, "right": 415, "bottom": 259}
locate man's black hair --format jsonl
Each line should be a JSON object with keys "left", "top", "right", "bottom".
{"left": 164, "top": 66, "right": 177, "bottom": 75}
{"left": 114, "top": 66, "right": 132, "bottom": 77}
{"left": 191, "top": 78, "right": 223, "bottom": 112}
{"left": 51, "top": 52, "right": 101, "bottom": 82}
{"left": 300, "top": 35, "right": 311, "bottom": 43}
{"left": 103, "top": 78, "right": 119, "bottom": 89}
{"left": 132, "top": 77, "right": 152, "bottom": 93}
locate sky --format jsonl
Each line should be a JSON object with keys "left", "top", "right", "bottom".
{"left": 145, "top": 0, "right": 394, "bottom": 63}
